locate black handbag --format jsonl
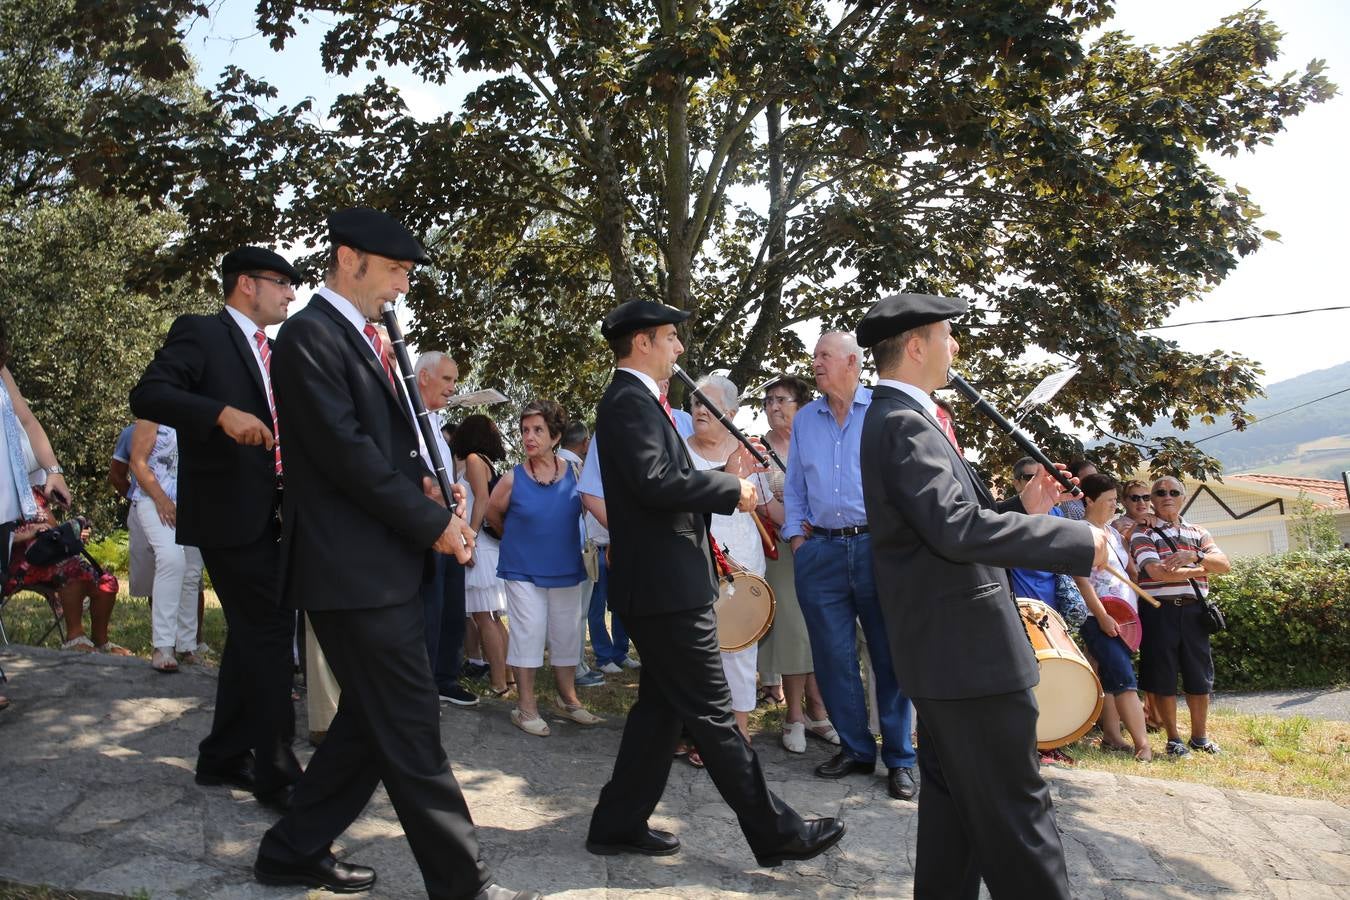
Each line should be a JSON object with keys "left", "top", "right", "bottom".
{"left": 1150, "top": 526, "right": 1226, "bottom": 634}
{"left": 23, "top": 521, "right": 86, "bottom": 567}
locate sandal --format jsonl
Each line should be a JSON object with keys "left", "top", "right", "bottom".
{"left": 96, "top": 641, "right": 133, "bottom": 657}
{"left": 510, "top": 708, "right": 550, "bottom": 737}
{"left": 756, "top": 687, "right": 785, "bottom": 708}
{"left": 151, "top": 647, "right": 179, "bottom": 674}
{"left": 61, "top": 635, "right": 97, "bottom": 653}
{"left": 553, "top": 697, "right": 603, "bottom": 725}
{"left": 685, "top": 748, "right": 705, "bottom": 769}
{"left": 1134, "top": 748, "right": 1154, "bottom": 763}
{"left": 487, "top": 685, "right": 513, "bottom": 698}
{"left": 805, "top": 717, "right": 841, "bottom": 745}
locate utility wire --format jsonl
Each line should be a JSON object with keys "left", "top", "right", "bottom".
{"left": 1188, "top": 385, "right": 1350, "bottom": 446}
{"left": 1145, "top": 304, "right": 1350, "bottom": 331}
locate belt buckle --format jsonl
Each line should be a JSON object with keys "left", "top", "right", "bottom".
{"left": 1173, "top": 597, "right": 1184, "bottom": 607}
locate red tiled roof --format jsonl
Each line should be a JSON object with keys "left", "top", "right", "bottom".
{"left": 1227, "top": 474, "right": 1350, "bottom": 510}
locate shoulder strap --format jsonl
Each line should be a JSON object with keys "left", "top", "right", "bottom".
{"left": 1148, "top": 526, "right": 1205, "bottom": 603}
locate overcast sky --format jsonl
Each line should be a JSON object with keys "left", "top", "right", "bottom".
{"left": 187, "top": 0, "right": 1349, "bottom": 389}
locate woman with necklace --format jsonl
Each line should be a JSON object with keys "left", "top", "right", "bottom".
{"left": 683, "top": 375, "right": 767, "bottom": 742}
{"left": 486, "top": 400, "right": 600, "bottom": 736}
{"left": 1072, "top": 473, "right": 1152, "bottom": 762}
{"left": 754, "top": 375, "right": 837, "bottom": 753}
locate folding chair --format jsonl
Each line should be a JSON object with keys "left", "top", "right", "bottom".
{"left": 0, "top": 585, "right": 67, "bottom": 648}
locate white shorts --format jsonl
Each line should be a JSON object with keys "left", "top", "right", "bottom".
{"left": 503, "top": 580, "right": 584, "bottom": 668}
{"left": 721, "top": 644, "right": 760, "bottom": 713}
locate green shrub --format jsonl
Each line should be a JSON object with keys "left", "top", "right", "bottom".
{"left": 1209, "top": 550, "right": 1350, "bottom": 690}
{"left": 85, "top": 528, "right": 130, "bottom": 575}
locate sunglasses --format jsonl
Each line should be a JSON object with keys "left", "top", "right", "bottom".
{"left": 1014, "top": 471, "right": 1037, "bottom": 482}
{"left": 1153, "top": 489, "right": 1183, "bottom": 498}
{"left": 1126, "top": 494, "right": 1150, "bottom": 503}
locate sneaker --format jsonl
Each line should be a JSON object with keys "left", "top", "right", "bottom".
{"left": 439, "top": 683, "right": 480, "bottom": 708}
{"left": 575, "top": 670, "right": 606, "bottom": 688}
{"left": 620, "top": 656, "right": 642, "bottom": 669}
{"left": 597, "top": 661, "right": 623, "bottom": 674}
{"left": 1165, "top": 738, "right": 1191, "bottom": 758}
{"left": 782, "top": 721, "right": 807, "bottom": 754}
{"left": 1188, "top": 737, "right": 1221, "bottom": 755}
{"left": 461, "top": 661, "right": 490, "bottom": 680}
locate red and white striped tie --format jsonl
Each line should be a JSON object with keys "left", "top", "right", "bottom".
{"left": 363, "top": 323, "right": 398, "bottom": 390}
{"left": 658, "top": 393, "right": 677, "bottom": 429}
{"left": 253, "top": 330, "right": 282, "bottom": 475}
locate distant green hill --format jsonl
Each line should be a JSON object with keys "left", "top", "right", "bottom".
{"left": 1164, "top": 361, "right": 1350, "bottom": 476}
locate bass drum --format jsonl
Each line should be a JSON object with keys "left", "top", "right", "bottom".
{"left": 715, "top": 572, "right": 776, "bottom": 652}
{"left": 1017, "top": 598, "right": 1104, "bottom": 750}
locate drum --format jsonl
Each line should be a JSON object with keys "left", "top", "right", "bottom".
{"left": 1017, "top": 598, "right": 1104, "bottom": 750}
{"left": 715, "top": 572, "right": 776, "bottom": 651}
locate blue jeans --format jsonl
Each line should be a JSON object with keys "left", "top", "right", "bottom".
{"left": 793, "top": 532, "right": 915, "bottom": 769}
{"left": 587, "top": 553, "right": 629, "bottom": 665}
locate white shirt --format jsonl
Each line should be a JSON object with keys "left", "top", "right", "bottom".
{"left": 223, "top": 305, "right": 273, "bottom": 410}
{"left": 876, "top": 378, "right": 938, "bottom": 419}
{"left": 317, "top": 287, "right": 432, "bottom": 472}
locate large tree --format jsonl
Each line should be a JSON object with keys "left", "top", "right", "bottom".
{"left": 197, "top": 0, "right": 1329, "bottom": 478}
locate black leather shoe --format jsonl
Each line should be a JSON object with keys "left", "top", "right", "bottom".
{"left": 888, "top": 766, "right": 917, "bottom": 801}
{"left": 254, "top": 853, "right": 375, "bottom": 893}
{"left": 195, "top": 758, "right": 255, "bottom": 791}
{"left": 754, "top": 817, "right": 847, "bottom": 867}
{"left": 586, "top": 827, "right": 681, "bottom": 857}
{"left": 474, "top": 884, "right": 543, "bottom": 900}
{"left": 814, "top": 751, "right": 875, "bottom": 779}
{"left": 254, "top": 784, "right": 295, "bottom": 814}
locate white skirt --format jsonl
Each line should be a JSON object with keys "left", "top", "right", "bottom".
{"left": 465, "top": 533, "right": 507, "bottom": 613}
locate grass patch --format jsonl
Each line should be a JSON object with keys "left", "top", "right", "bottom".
{"left": 0, "top": 590, "right": 227, "bottom": 661}
{"left": 1065, "top": 706, "right": 1350, "bottom": 804}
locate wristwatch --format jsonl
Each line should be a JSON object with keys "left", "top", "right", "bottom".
{"left": 45, "top": 464, "right": 63, "bottom": 475}
{"left": 1194, "top": 550, "right": 1206, "bottom": 565}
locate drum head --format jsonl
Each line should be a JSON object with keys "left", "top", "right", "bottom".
{"left": 1100, "top": 597, "right": 1141, "bottom": 653}
{"left": 714, "top": 572, "right": 775, "bottom": 652}
{"left": 1033, "top": 652, "right": 1104, "bottom": 749}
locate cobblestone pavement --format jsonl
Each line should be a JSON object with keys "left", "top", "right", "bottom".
{"left": 1, "top": 645, "right": 1347, "bottom": 899}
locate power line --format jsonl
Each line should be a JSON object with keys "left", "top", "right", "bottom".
{"left": 1188, "top": 385, "right": 1350, "bottom": 446}
{"left": 1145, "top": 305, "right": 1350, "bottom": 331}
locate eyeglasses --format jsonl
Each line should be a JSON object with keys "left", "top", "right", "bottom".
{"left": 764, "top": 396, "right": 798, "bottom": 407}
{"left": 1014, "top": 471, "right": 1037, "bottom": 482}
{"left": 1126, "top": 494, "right": 1150, "bottom": 503}
{"left": 1153, "top": 488, "right": 1183, "bottom": 498}
{"left": 247, "top": 273, "right": 293, "bottom": 288}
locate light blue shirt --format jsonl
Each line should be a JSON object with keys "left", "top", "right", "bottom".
{"left": 128, "top": 425, "right": 180, "bottom": 504}
{"left": 781, "top": 384, "right": 871, "bottom": 540}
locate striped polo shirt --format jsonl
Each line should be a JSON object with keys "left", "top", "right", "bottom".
{"left": 1129, "top": 518, "right": 1218, "bottom": 602}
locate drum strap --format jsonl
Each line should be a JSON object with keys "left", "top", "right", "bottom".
{"left": 709, "top": 538, "right": 735, "bottom": 578}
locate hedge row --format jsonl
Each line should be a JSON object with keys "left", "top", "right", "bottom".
{"left": 1209, "top": 550, "right": 1350, "bottom": 691}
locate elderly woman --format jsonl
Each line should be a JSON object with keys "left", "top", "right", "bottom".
{"left": 1, "top": 317, "right": 74, "bottom": 709}
{"left": 1130, "top": 476, "right": 1231, "bottom": 757}
{"left": 683, "top": 375, "right": 769, "bottom": 742}
{"left": 1072, "top": 474, "right": 1150, "bottom": 762}
{"left": 486, "top": 400, "right": 600, "bottom": 736}
{"left": 1113, "top": 479, "right": 1156, "bottom": 538}
{"left": 129, "top": 418, "right": 204, "bottom": 673}
{"left": 755, "top": 375, "right": 837, "bottom": 753}
{"left": 452, "top": 414, "right": 512, "bottom": 697}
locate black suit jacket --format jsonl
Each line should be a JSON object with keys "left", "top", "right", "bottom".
{"left": 269, "top": 296, "right": 449, "bottom": 611}
{"left": 595, "top": 370, "right": 742, "bottom": 619}
{"left": 131, "top": 309, "right": 277, "bottom": 549}
{"left": 860, "top": 384, "right": 1095, "bottom": 701}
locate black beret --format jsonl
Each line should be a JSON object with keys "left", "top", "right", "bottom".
{"left": 327, "top": 207, "right": 431, "bottom": 265}
{"left": 856, "top": 293, "right": 968, "bottom": 348}
{"left": 600, "top": 299, "right": 691, "bottom": 340}
{"left": 221, "top": 246, "right": 302, "bottom": 286}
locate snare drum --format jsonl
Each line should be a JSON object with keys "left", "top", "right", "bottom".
{"left": 1017, "top": 598, "right": 1104, "bottom": 750}
{"left": 715, "top": 571, "right": 776, "bottom": 651}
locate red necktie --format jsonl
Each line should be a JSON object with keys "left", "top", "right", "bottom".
{"left": 363, "top": 323, "right": 398, "bottom": 390}
{"left": 253, "top": 330, "right": 282, "bottom": 475}
{"left": 935, "top": 405, "right": 963, "bottom": 456}
{"left": 658, "top": 393, "right": 677, "bottom": 429}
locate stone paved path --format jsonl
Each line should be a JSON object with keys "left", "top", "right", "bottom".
{"left": 1214, "top": 688, "right": 1350, "bottom": 723}
{"left": 1, "top": 645, "right": 1348, "bottom": 899}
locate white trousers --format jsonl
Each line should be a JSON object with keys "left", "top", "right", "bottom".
{"left": 503, "top": 580, "right": 584, "bottom": 668}
{"left": 721, "top": 645, "right": 760, "bottom": 713}
{"left": 133, "top": 499, "right": 203, "bottom": 652}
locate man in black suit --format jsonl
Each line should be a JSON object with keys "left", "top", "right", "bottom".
{"left": 131, "top": 246, "right": 304, "bottom": 811}
{"left": 252, "top": 208, "right": 535, "bottom": 900}
{"left": 856, "top": 293, "right": 1109, "bottom": 899}
{"left": 585, "top": 299, "right": 845, "bottom": 868}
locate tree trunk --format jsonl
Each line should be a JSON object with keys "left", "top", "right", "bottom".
{"left": 730, "top": 101, "right": 787, "bottom": 393}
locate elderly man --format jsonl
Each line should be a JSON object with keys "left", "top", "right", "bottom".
{"left": 856, "top": 293, "right": 1107, "bottom": 899}
{"left": 782, "top": 331, "right": 916, "bottom": 800}
{"left": 1130, "top": 476, "right": 1231, "bottom": 757}
{"left": 414, "top": 351, "right": 478, "bottom": 708}
{"left": 254, "top": 208, "right": 533, "bottom": 900}
{"left": 132, "top": 246, "right": 304, "bottom": 809}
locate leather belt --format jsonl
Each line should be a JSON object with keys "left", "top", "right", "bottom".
{"left": 815, "top": 525, "right": 869, "bottom": 538}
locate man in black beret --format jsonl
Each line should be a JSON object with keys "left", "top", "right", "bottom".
{"left": 131, "top": 246, "right": 305, "bottom": 814}
{"left": 586, "top": 298, "right": 846, "bottom": 867}
{"left": 252, "top": 209, "right": 535, "bottom": 900}
{"left": 856, "top": 293, "right": 1108, "bottom": 899}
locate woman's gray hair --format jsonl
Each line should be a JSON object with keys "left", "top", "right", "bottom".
{"left": 695, "top": 374, "right": 739, "bottom": 414}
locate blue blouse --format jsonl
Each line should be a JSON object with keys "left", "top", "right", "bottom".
{"left": 496, "top": 460, "right": 586, "bottom": 587}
